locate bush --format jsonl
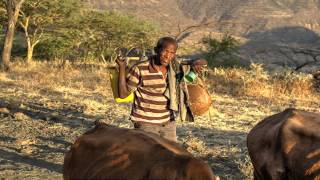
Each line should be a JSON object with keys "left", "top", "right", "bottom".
{"left": 271, "top": 70, "right": 315, "bottom": 97}
{"left": 33, "top": 35, "right": 75, "bottom": 60}
{"left": 201, "top": 34, "right": 243, "bottom": 68}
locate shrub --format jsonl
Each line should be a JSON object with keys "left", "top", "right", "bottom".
{"left": 202, "top": 34, "right": 243, "bottom": 68}
{"left": 207, "top": 63, "right": 317, "bottom": 99}
{"left": 33, "top": 34, "right": 75, "bottom": 60}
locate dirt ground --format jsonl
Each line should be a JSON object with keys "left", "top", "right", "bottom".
{"left": 0, "top": 64, "right": 319, "bottom": 179}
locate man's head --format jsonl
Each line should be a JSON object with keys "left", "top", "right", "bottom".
{"left": 154, "top": 37, "right": 178, "bottom": 66}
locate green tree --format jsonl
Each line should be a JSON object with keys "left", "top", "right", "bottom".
{"left": 19, "top": 0, "right": 84, "bottom": 63}
{"left": 68, "top": 10, "right": 158, "bottom": 62}
{"left": 1, "top": 0, "right": 25, "bottom": 70}
{"left": 33, "top": 10, "right": 158, "bottom": 61}
{"left": 33, "top": 30, "right": 77, "bottom": 60}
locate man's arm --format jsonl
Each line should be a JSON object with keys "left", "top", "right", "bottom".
{"left": 116, "top": 57, "right": 131, "bottom": 98}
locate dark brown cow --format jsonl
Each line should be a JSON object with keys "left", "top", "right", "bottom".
{"left": 247, "top": 108, "right": 320, "bottom": 180}
{"left": 63, "top": 123, "right": 216, "bottom": 180}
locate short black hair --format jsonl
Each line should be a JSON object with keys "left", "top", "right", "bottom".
{"left": 155, "top": 37, "right": 178, "bottom": 53}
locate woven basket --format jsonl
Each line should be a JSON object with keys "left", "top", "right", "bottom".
{"left": 187, "top": 84, "right": 212, "bottom": 116}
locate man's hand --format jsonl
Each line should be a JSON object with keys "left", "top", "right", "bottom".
{"left": 116, "top": 55, "right": 131, "bottom": 98}
{"left": 192, "top": 59, "right": 207, "bottom": 74}
{"left": 116, "top": 56, "right": 127, "bottom": 68}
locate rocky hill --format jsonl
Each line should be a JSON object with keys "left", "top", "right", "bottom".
{"left": 179, "top": 0, "right": 320, "bottom": 35}
{"left": 87, "top": 0, "right": 320, "bottom": 73}
{"left": 88, "top": 0, "right": 320, "bottom": 35}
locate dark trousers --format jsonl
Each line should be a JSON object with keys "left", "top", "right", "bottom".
{"left": 133, "top": 121, "right": 177, "bottom": 142}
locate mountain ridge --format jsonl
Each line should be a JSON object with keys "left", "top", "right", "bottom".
{"left": 88, "top": 0, "right": 320, "bottom": 72}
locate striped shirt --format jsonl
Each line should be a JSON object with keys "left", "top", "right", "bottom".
{"left": 126, "top": 57, "right": 174, "bottom": 124}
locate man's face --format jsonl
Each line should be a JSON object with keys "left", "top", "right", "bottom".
{"left": 159, "top": 43, "right": 177, "bottom": 66}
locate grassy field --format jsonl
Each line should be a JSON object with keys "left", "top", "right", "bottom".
{"left": 0, "top": 61, "right": 319, "bottom": 179}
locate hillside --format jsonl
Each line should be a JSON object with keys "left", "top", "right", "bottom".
{"left": 88, "top": 0, "right": 320, "bottom": 35}
{"left": 88, "top": 0, "right": 320, "bottom": 73}
{"left": 178, "top": 0, "right": 320, "bottom": 35}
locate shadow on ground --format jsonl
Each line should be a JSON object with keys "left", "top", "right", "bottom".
{"left": 177, "top": 124, "right": 249, "bottom": 179}
{"left": 0, "top": 148, "right": 62, "bottom": 173}
{"left": 0, "top": 96, "right": 98, "bottom": 129}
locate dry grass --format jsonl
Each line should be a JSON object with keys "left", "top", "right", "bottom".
{"left": 207, "top": 63, "right": 318, "bottom": 103}
{"left": 0, "top": 61, "right": 319, "bottom": 179}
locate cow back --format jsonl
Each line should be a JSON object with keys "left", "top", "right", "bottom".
{"left": 247, "top": 108, "right": 320, "bottom": 180}
{"left": 63, "top": 123, "right": 215, "bottom": 180}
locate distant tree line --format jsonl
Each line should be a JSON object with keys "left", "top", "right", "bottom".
{"left": 0, "top": 0, "right": 159, "bottom": 70}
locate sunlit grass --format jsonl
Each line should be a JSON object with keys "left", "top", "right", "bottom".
{"left": 0, "top": 61, "right": 319, "bottom": 179}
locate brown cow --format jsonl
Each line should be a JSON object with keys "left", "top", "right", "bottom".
{"left": 63, "top": 123, "right": 216, "bottom": 180}
{"left": 247, "top": 108, "right": 320, "bottom": 180}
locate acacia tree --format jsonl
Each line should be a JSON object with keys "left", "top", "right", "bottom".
{"left": 1, "top": 0, "right": 25, "bottom": 70}
{"left": 71, "top": 11, "right": 158, "bottom": 62}
{"left": 19, "top": 0, "right": 82, "bottom": 63}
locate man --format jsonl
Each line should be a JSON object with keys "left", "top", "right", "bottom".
{"left": 116, "top": 37, "right": 207, "bottom": 142}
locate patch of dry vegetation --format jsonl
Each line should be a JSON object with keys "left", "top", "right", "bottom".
{"left": 0, "top": 61, "right": 319, "bottom": 179}
{"left": 208, "top": 63, "right": 318, "bottom": 103}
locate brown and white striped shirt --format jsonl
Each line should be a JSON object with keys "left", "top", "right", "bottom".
{"left": 126, "top": 57, "right": 174, "bottom": 124}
